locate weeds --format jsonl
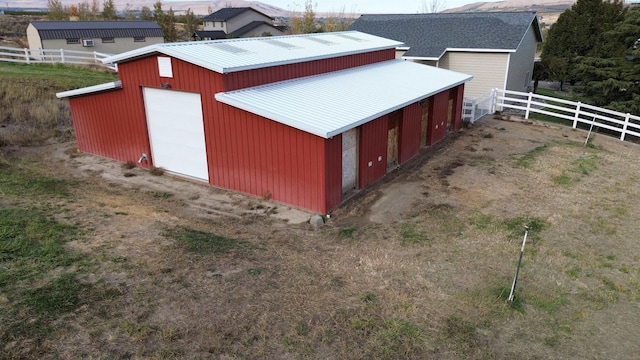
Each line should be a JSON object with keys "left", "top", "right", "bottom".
{"left": 399, "top": 222, "right": 430, "bottom": 245}
{"left": 514, "top": 144, "right": 548, "bottom": 168}
{"left": 0, "top": 165, "right": 72, "bottom": 198}
{"left": 163, "top": 225, "right": 247, "bottom": 254}
{"left": 0, "top": 62, "right": 117, "bottom": 146}
{"left": 0, "top": 207, "right": 98, "bottom": 357}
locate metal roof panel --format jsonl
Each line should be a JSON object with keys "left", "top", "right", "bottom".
{"left": 215, "top": 60, "right": 472, "bottom": 138}
{"left": 102, "top": 31, "right": 404, "bottom": 73}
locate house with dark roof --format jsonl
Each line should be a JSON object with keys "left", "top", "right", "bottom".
{"left": 56, "top": 31, "right": 471, "bottom": 213}
{"left": 27, "top": 21, "right": 164, "bottom": 54}
{"left": 349, "top": 12, "right": 543, "bottom": 99}
{"left": 195, "top": 7, "right": 285, "bottom": 40}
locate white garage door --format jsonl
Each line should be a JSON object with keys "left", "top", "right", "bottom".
{"left": 143, "top": 88, "right": 209, "bottom": 182}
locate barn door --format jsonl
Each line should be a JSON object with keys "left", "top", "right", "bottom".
{"left": 143, "top": 88, "right": 209, "bottom": 182}
{"left": 387, "top": 110, "right": 401, "bottom": 170}
{"left": 342, "top": 128, "right": 358, "bottom": 194}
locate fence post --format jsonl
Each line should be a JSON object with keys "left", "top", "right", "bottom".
{"left": 490, "top": 89, "right": 496, "bottom": 113}
{"left": 60, "top": 49, "right": 65, "bottom": 64}
{"left": 621, "top": 113, "right": 630, "bottom": 141}
{"left": 525, "top": 92, "right": 533, "bottom": 119}
{"left": 94, "top": 51, "right": 98, "bottom": 64}
{"left": 573, "top": 102, "right": 581, "bottom": 128}
{"left": 469, "top": 98, "right": 476, "bottom": 124}
{"left": 23, "top": 48, "right": 30, "bottom": 64}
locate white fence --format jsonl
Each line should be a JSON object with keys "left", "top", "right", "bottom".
{"left": 493, "top": 88, "right": 640, "bottom": 142}
{"left": 463, "top": 92, "right": 495, "bottom": 124}
{"left": 464, "top": 88, "right": 640, "bottom": 142}
{"left": 0, "top": 46, "right": 116, "bottom": 70}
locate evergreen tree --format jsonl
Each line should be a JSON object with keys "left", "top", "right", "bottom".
{"left": 572, "top": 7, "right": 640, "bottom": 113}
{"left": 140, "top": 6, "right": 153, "bottom": 21}
{"left": 541, "top": 0, "right": 626, "bottom": 88}
{"left": 165, "top": 7, "right": 178, "bottom": 42}
{"left": 102, "top": 0, "right": 117, "bottom": 20}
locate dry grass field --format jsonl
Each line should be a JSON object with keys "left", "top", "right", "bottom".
{"left": 2, "top": 113, "right": 639, "bottom": 359}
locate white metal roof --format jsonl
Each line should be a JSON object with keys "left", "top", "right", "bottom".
{"left": 215, "top": 59, "right": 472, "bottom": 139}
{"left": 56, "top": 80, "right": 122, "bottom": 98}
{"left": 102, "top": 31, "right": 403, "bottom": 74}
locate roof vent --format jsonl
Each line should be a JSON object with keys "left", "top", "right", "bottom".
{"left": 209, "top": 43, "right": 251, "bottom": 55}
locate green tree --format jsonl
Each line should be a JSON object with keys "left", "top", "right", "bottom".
{"left": 102, "top": 0, "right": 117, "bottom": 20}
{"left": 165, "top": 7, "right": 178, "bottom": 42}
{"left": 541, "top": 0, "right": 626, "bottom": 87}
{"left": 140, "top": 6, "right": 153, "bottom": 21}
{"left": 179, "top": 8, "right": 200, "bottom": 40}
{"left": 572, "top": 7, "right": 640, "bottom": 113}
{"left": 91, "top": 0, "right": 100, "bottom": 20}
{"left": 47, "top": 0, "right": 68, "bottom": 20}
{"left": 76, "top": 0, "right": 91, "bottom": 20}
{"left": 289, "top": 0, "right": 316, "bottom": 34}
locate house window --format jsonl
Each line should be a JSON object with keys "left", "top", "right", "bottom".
{"left": 102, "top": 37, "right": 115, "bottom": 43}
{"left": 66, "top": 38, "right": 80, "bottom": 44}
{"left": 134, "top": 36, "right": 146, "bottom": 42}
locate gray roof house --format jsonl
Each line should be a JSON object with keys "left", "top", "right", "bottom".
{"left": 195, "top": 7, "right": 285, "bottom": 40}
{"left": 349, "top": 12, "right": 543, "bottom": 99}
{"left": 27, "top": 21, "right": 164, "bottom": 55}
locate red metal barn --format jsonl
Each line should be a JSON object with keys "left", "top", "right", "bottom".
{"left": 57, "top": 31, "right": 472, "bottom": 214}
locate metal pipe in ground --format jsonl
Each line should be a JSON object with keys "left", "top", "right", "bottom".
{"left": 508, "top": 225, "right": 530, "bottom": 303}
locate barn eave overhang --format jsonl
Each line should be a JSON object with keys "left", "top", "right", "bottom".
{"left": 56, "top": 80, "right": 122, "bottom": 99}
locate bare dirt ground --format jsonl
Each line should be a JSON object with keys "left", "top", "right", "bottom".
{"left": 3, "top": 115, "right": 640, "bottom": 359}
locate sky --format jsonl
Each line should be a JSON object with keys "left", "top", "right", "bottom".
{"left": 163, "top": 0, "right": 504, "bottom": 14}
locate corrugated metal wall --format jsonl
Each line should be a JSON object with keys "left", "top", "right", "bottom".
{"left": 209, "top": 104, "right": 336, "bottom": 213}
{"left": 398, "top": 102, "right": 422, "bottom": 164}
{"left": 452, "top": 84, "right": 465, "bottom": 130}
{"left": 223, "top": 50, "right": 395, "bottom": 90}
{"left": 358, "top": 115, "right": 388, "bottom": 188}
{"left": 427, "top": 91, "right": 450, "bottom": 145}
{"left": 324, "top": 135, "right": 343, "bottom": 212}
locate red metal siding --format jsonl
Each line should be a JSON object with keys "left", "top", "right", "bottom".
{"left": 358, "top": 115, "right": 388, "bottom": 188}
{"left": 427, "top": 91, "right": 450, "bottom": 146}
{"left": 398, "top": 103, "right": 422, "bottom": 164}
{"left": 208, "top": 104, "right": 329, "bottom": 213}
{"left": 324, "top": 134, "right": 343, "bottom": 212}
{"left": 451, "top": 84, "right": 465, "bottom": 131}
{"left": 223, "top": 49, "right": 395, "bottom": 91}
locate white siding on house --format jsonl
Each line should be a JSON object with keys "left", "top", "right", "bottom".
{"left": 26, "top": 24, "right": 42, "bottom": 51}
{"left": 440, "top": 52, "right": 509, "bottom": 99}
{"left": 37, "top": 36, "right": 163, "bottom": 54}
{"left": 226, "top": 11, "right": 272, "bottom": 33}
{"left": 505, "top": 24, "right": 538, "bottom": 93}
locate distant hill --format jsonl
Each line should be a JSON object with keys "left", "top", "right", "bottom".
{"left": 5, "top": 0, "right": 289, "bottom": 17}
{"left": 444, "top": 0, "right": 575, "bottom": 13}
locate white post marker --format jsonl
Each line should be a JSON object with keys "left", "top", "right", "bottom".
{"left": 508, "top": 225, "right": 530, "bottom": 303}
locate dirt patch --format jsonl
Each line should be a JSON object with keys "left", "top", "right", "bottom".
{"left": 4, "top": 115, "right": 640, "bottom": 359}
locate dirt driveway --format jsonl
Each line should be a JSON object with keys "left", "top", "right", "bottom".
{"left": 6, "top": 115, "right": 640, "bottom": 359}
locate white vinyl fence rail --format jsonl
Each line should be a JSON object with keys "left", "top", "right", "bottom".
{"left": 493, "top": 88, "right": 640, "bottom": 142}
{"left": 463, "top": 91, "right": 496, "bottom": 124}
{"left": 0, "top": 46, "right": 116, "bottom": 70}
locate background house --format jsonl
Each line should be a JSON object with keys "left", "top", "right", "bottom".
{"left": 27, "top": 21, "right": 164, "bottom": 54}
{"left": 57, "top": 31, "right": 471, "bottom": 213}
{"left": 349, "top": 12, "right": 543, "bottom": 99}
{"left": 195, "top": 7, "right": 285, "bottom": 40}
